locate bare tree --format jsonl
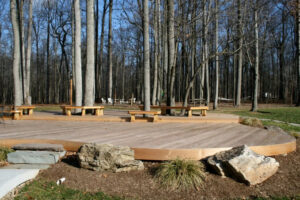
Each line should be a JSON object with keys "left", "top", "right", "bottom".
{"left": 11, "top": 0, "right": 22, "bottom": 106}
{"left": 213, "top": 0, "right": 219, "bottom": 110}
{"left": 235, "top": 0, "right": 243, "bottom": 107}
{"left": 251, "top": 0, "right": 259, "bottom": 111}
{"left": 84, "top": 0, "right": 95, "bottom": 106}
{"left": 167, "top": 0, "right": 176, "bottom": 113}
{"left": 144, "top": 0, "right": 150, "bottom": 111}
{"left": 24, "top": 0, "right": 33, "bottom": 105}
{"left": 108, "top": 0, "right": 113, "bottom": 99}
{"left": 74, "top": 0, "right": 82, "bottom": 108}
{"left": 152, "top": 0, "right": 159, "bottom": 105}
{"left": 297, "top": 0, "right": 300, "bottom": 106}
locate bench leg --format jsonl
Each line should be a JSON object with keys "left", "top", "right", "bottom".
{"left": 95, "top": 109, "right": 100, "bottom": 116}
{"left": 13, "top": 113, "right": 20, "bottom": 120}
{"left": 161, "top": 108, "right": 166, "bottom": 115}
{"left": 28, "top": 109, "right": 33, "bottom": 115}
{"left": 99, "top": 109, "right": 104, "bottom": 116}
{"left": 202, "top": 110, "right": 207, "bottom": 116}
{"left": 153, "top": 114, "right": 158, "bottom": 122}
{"left": 66, "top": 109, "right": 71, "bottom": 116}
{"left": 19, "top": 110, "right": 23, "bottom": 116}
{"left": 130, "top": 114, "right": 135, "bottom": 122}
{"left": 81, "top": 109, "right": 86, "bottom": 116}
{"left": 187, "top": 110, "right": 192, "bottom": 117}
{"left": 62, "top": 108, "right": 66, "bottom": 115}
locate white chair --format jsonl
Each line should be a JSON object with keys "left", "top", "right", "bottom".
{"left": 107, "top": 98, "right": 113, "bottom": 104}
{"left": 101, "top": 98, "right": 106, "bottom": 104}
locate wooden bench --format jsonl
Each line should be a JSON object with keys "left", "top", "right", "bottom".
{"left": 139, "top": 105, "right": 208, "bottom": 117}
{"left": 60, "top": 105, "right": 104, "bottom": 116}
{"left": 0, "top": 106, "right": 22, "bottom": 120}
{"left": 186, "top": 106, "right": 209, "bottom": 117}
{"left": 15, "top": 105, "right": 36, "bottom": 116}
{"left": 128, "top": 110, "right": 161, "bottom": 122}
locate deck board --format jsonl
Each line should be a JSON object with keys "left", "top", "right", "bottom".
{"left": 0, "top": 120, "right": 294, "bottom": 149}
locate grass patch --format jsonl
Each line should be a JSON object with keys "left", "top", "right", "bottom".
{"left": 0, "top": 146, "right": 14, "bottom": 162}
{"left": 15, "top": 179, "right": 123, "bottom": 200}
{"left": 216, "top": 107, "right": 300, "bottom": 124}
{"left": 154, "top": 159, "right": 206, "bottom": 190}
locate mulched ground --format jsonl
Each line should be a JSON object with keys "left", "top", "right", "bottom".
{"left": 38, "top": 139, "right": 300, "bottom": 200}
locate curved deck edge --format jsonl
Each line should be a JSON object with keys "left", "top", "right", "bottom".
{"left": 0, "top": 138, "right": 296, "bottom": 160}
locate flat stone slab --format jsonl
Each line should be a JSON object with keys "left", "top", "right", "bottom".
{"left": 2, "top": 164, "right": 50, "bottom": 170}
{"left": 0, "top": 169, "right": 39, "bottom": 199}
{"left": 7, "top": 151, "right": 66, "bottom": 164}
{"left": 12, "top": 143, "right": 65, "bottom": 152}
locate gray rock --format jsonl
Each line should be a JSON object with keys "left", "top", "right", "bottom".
{"left": 12, "top": 143, "right": 65, "bottom": 152}
{"left": 77, "top": 143, "right": 144, "bottom": 172}
{"left": 207, "top": 145, "right": 279, "bottom": 185}
{"left": 7, "top": 151, "right": 66, "bottom": 164}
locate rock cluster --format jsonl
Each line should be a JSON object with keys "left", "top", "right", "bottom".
{"left": 77, "top": 143, "right": 144, "bottom": 173}
{"left": 207, "top": 145, "right": 279, "bottom": 185}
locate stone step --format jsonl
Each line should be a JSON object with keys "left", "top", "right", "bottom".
{"left": 12, "top": 143, "right": 65, "bottom": 152}
{"left": 7, "top": 151, "right": 66, "bottom": 164}
{"left": 0, "top": 169, "right": 39, "bottom": 199}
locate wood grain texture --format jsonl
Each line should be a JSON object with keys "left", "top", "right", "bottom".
{"left": 0, "top": 116, "right": 296, "bottom": 160}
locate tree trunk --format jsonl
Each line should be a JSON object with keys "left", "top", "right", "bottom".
{"left": 297, "top": 0, "right": 300, "bottom": 106}
{"left": 11, "top": 0, "right": 22, "bottom": 106}
{"left": 74, "top": 0, "right": 82, "bottom": 108}
{"left": 95, "top": 0, "right": 99, "bottom": 99}
{"left": 108, "top": 0, "right": 113, "bottom": 99}
{"left": 84, "top": 0, "right": 95, "bottom": 106}
{"left": 235, "top": 0, "right": 243, "bottom": 107}
{"left": 167, "top": 0, "right": 176, "bottom": 113}
{"left": 46, "top": 0, "right": 50, "bottom": 103}
{"left": 152, "top": 0, "right": 159, "bottom": 106}
{"left": 143, "top": 0, "right": 150, "bottom": 111}
{"left": 99, "top": 0, "right": 107, "bottom": 99}
{"left": 213, "top": 0, "right": 219, "bottom": 110}
{"left": 24, "top": 0, "right": 32, "bottom": 105}
{"left": 251, "top": 2, "right": 259, "bottom": 111}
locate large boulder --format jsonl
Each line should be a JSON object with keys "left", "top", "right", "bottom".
{"left": 77, "top": 143, "right": 144, "bottom": 173}
{"left": 207, "top": 145, "right": 279, "bottom": 185}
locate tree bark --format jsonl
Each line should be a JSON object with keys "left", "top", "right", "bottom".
{"left": 167, "top": 0, "right": 176, "bottom": 113}
{"left": 99, "top": 0, "right": 107, "bottom": 99}
{"left": 143, "top": 0, "right": 150, "bottom": 111}
{"left": 251, "top": 2, "right": 259, "bottom": 111}
{"left": 74, "top": 0, "right": 82, "bottom": 108}
{"left": 235, "top": 0, "right": 243, "bottom": 107}
{"left": 24, "top": 0, "right": 32, "bottom": 105}
{"left": 213, "top": 0, "right": 219, "bottom": 110}
{"left": 152, "top": 0, "right": 159, "bottom": 106}
{"left": 84, "top": 0, "right": 95, "bottom": 106}
{"left": 11, "top": 0, "right": 22, "bottom": 106}
{"left": 108, "top": 0, "right": 113, "bottom": 99}
{"left": 297, "top": 0, "right": 300, "bottom": 106}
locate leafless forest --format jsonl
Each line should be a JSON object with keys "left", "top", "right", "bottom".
{"left": 2, "top": 0, "right": 300, "bottom": 110}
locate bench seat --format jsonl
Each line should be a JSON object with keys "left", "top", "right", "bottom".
{"left": 139, "top": 105, "right": 208, "bottom": 117}
{"left": 128, "top": 110, "right": 161, "bottom": 122}
{"left": 60, "top": 106, "right": 104, "bottom": 116}
{"left": 15, "top": 105, "right": 36, "bottom": 116}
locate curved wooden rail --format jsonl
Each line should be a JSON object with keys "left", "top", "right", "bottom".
{"left": 0, "top": 138, "right": 296, "bottom": 160}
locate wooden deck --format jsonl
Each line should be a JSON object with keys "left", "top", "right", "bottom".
{"left": 0, "top": 117, "right": 296, "bottom": 160}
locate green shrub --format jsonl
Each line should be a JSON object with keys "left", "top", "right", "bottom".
{"left": 0, "top": 146, "right": 14, "bottom": 161}
{"left": 240, "top": 117, "right": 264, "bottom": 128}
{"left": 154, "top": 159, "right": 206, "bottom": 190}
